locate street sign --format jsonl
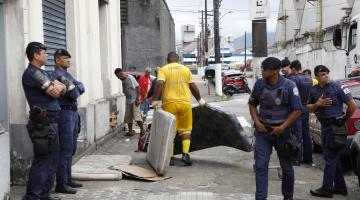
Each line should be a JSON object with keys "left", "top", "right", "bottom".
{"left": 249, "top": 0, "right": 270, "bottom": 20}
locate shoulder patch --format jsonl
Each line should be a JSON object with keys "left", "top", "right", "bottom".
{"left": 293, "top": 87, "right": 299, "bottom": 96}
{"left": 343, "top": 87, "right": 351, "bottom": 94}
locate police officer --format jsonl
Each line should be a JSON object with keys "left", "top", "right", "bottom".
{"left": 288, "top": 60, "right": 313, "bottom": 165}
{"left": 51, "top": 49, "right": 85, "bottom": 194}
{"left": 249, "top": 57, "right": 302, "bottom": 200}
{"left": 308, "top": 65, "right": 356, "bottom": 198}
{"left": 281, "top": 57, "right": 292, "bottom": 78}
{"left": 22, "top": 42, "right": 66, "bottom": 200}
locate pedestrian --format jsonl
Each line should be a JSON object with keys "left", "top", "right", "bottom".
{"left": 248, "top": 57, "right": 302, "bottom": 200}
{"left": 147, "top": 67, "right": 160, "bottom": 100}
{"left": 281, "top": 57, "right": 292, "bottom": 78}
{"left": 114, "top": 68, "right": 146, "bottom": 136}
{"left": 22, "top": 42, "right": 66, "bottom": 200}
{"left": 288, "top": 60, "right": 313, "bottom": 165}
{"left": 307, "top": 65, "right": 356, "bottom": 198}
{"left": 303, "top": 69, "right": 318, "bottom": 86}
{"left": 150, "top": 52, "right": 206, "bottom": 166}
{"left": 138, "top": 67, "right": 153, "bottom": 121}
{"left": 51, "top": 49, "right": 85, "bottom": 194}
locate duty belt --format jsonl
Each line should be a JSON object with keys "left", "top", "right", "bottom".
{"left": 319, "top": 117, "right": 345, "bottom": 126}
{"left": 61, "top": 105, "right": 78, "bottom": 111}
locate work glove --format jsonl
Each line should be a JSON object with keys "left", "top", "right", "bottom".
{"left": 198, "top": 98, "right": 207, "bottom": 107}
{"left": 151, "top": 101, "right": 161, "bottom": 110}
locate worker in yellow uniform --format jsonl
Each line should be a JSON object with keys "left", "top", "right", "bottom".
{"left": 150, "top": 52, "right": 206, "bottom": 166}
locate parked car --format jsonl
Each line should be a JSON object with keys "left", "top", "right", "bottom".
{"left": 350, "top": 132, "right": 360, "bottom": 187}
{"left": 222, "top": 71, "right": 251, "bottom": 95}
{"left": 309, "top": 77, "right": 360, "bottom": 168}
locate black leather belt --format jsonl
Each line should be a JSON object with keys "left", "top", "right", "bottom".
{"left": 61, "top": 105, "right": 78, "bottom": 111}
{"left": 319, "top": 117, "right": 344, "bottom": 126}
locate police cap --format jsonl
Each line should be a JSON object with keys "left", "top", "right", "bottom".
{"left": 262, "top": 57, "right": 282, "bottom": 70}
{"left": 314, "top": 65, "right": 330, "bottom": 76}
{"left": 54, "top": 49, "right": 71, "bottom": 59}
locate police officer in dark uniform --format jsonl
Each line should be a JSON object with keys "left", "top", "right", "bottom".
{"left": 281, "top": 57, "right": 292, "bottom": 79}
{"left": 22, "top": 42, "right": 66, "bottom": 200}
{"left": 249, "top": 57, "right": 302, "bottom": 200}
{"left": 288, "top": 60, "right": 313, "bottom": 165}
{"left": 51, "top": 49, "right": 85, "bottom": 194}
{"left": 308, "top": 65, "right": 356, "bottom": 198}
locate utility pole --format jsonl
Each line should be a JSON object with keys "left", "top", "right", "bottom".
{"left": 201, "top": 10, "right": 205, "bottom": 67}
{"left": 204, "top": 0, "right": 209, "bottom": 66}
{"left": 213, "top": 0, "right": 222, "bottom": 96}
{"left": 244, "top": 32, "right": 247, "bottom": 72}
{"left": 213, "top": 0, "right": 220, "bottom": 63}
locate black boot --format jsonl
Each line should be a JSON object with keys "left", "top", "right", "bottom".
{"left": 181, "top": 153, "right": 192, "bottom": 166}
{"left": 332, "top": 188, "right": 348, "bottom": 196}
{"left": 55, "top": 184, "right": 77, "bottom": 194}
{"left": 68, "top": 180, "right": 83, "bottom": 188}
{"left": 310, "top": 187, "right": 333, "bottom": 198}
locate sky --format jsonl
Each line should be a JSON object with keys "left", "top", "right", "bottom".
{"left": 165, "top": 0, "right": 280, "bottom": 43}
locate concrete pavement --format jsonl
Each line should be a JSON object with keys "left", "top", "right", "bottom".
{"left": 11, "top": 75, "right": 360, "bottom": 200}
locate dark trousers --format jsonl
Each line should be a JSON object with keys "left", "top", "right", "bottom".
{"left": 321, "top": 126, "right": 347, "bottom": 190}
{"left": 25, "top": 122, "right": 59, "bottom": 200}
{"left": 301, "top": 112, "right": 313, "bottom": 162}
{"left": 56, "top": 110, "right": 79, "bottom": 186}
{"left": 254, "top": 130, "right": 294, "bottom": 200}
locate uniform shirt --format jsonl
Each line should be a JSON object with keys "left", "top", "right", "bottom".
{"left": 288, "top": 72, "right": 312, "bottom": 105}
{"left": 157, "top": 63, "right": 194, "bottom": 106}
{"left": 249, "top": 76, "right": 302, "bottom": 123}
{"left": 22, "top": 63, "right": 60, "bottom": 111}
{"left": 309, "top": 81, "right": 352, "bottom": 120}
{"left": 51, "top": 67, "right": 85, "bottom": 107}
{"left": 122, "top": 74, "right": 139, "bottom": 104}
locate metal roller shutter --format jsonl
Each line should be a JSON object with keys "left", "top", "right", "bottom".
{"left": 43, "top": 0, "right": 66, "bottom": 71}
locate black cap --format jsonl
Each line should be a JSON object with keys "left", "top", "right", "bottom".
{"left": 54, "top": 49, "right": 71, "bottom": 58}
{"left": 314, "top": 65, "right": 330, "bottom": 76}
{"left": 262, "top": 57, "right": 282, "bottom": 70}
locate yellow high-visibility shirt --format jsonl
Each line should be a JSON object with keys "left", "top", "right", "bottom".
{"left": 312, "top": 79, "right": 318, "bottom": 86}
{"left": 157, "top": 63, "right": 194, "bottom": 106}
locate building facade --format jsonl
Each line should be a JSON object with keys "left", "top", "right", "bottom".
{"left": 120, "top": 0, "right": 175, "bottom": 72}
{"left": 0, "top": 0, "right": 125, "bottom": 197}
{"left": 257, "top": 0, "right": 357, "bottom": 80}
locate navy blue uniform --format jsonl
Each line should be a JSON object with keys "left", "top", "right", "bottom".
{"left": 249, "top": 76, "right": 302, "bottom": 200}
{"left": 309, "top": 81, "right": 352, "bottom": 191}
{"left": 51, "top": 67, "right": 85, "bottom": 187}
{"left": 289, "top": 73, "right": 313, "bottom": 162}
{"left": 22, "top": 64, "right": 60, "bottom": 200}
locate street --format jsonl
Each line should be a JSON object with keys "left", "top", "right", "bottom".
{"left": 11, "top": 76, "right": 360, "bottom": 200}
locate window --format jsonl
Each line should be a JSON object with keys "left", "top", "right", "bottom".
{"left": 349, "top": 23, "right": 357, "bottom": 51}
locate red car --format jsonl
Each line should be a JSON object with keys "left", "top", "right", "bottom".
{"left": 222, "top": 71, "right": 251, "bottom": 95}
{"left": 309, "top": 77, "right": 360, "bottom": 168}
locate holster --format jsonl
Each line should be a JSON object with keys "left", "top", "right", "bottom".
{"left": 31, "top": 125, "right": 53, "bottom": 155}
{"left": 29, "top": 107, "right": 55, "bottom": 155}
{"left": 328, "top": 125, "right": 347, "bottom": 151}
{"left": 279, "top": 133, "right": 299, "bottom": 158}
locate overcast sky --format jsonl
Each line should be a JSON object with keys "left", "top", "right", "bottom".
{"left": 165, "top": 0, "right": 280, "bottom": 43}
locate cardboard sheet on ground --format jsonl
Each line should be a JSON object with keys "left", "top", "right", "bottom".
{"left": 111, "top": 165, "right": 171, "bottom": 181}
{"left": 146, "top": 109, "right": 176, "bottom": 176}
{"left": 71, "top": 155, "right": 132, "bottom": 181}
{"left": 174, "top": 105, "right": 253, "bottom": 155}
